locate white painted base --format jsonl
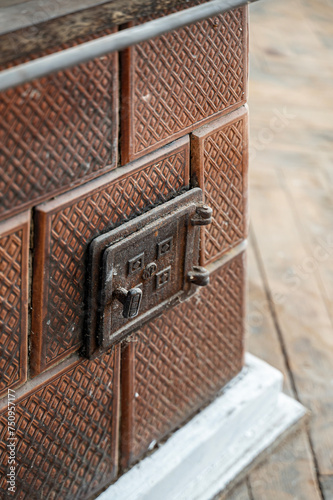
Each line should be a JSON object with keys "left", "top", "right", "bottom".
{"left": 98, "top": 354, "right": 306, "bottom": 500}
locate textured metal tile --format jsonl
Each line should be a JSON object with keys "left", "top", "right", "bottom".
{"left": 0, "top": 212, "right": 29, "bottom": 398}
{"left": 0, "top": 346, "right": 120, "bottom": 500}
{"left": 0, "top": 29, "right": 118, "bottom": 221}
{"left": 121, "top": 5, "right": 248, "bottom": 163}
{"left": 121, "top": 251, "right": 245, "bottom": 467}
{"left": 31, "top": 137, "right": 189, "bottom": 375}
{"left": 191, "top": 106, "right": 248, "bottom": 265}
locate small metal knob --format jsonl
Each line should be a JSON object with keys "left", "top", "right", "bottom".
{"left": 114, "top": 287, "right": 143, "bottom": 318}
{"left": 187, "top": 266, "right": 210, "bottom": 287}
{"left": 191, "top": 204, "right": 213, "bottom": 226}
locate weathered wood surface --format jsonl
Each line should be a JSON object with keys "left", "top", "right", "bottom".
{"left": 321, "top": 476, "right": 333, "bottom": 500}
{"left": 218, "top": 480, "right": 251, "bottom": 500}
{"left": 246, "top": 230, "right": 293, "bottom": 397}
{"left": 249, "top": 430, "right": 322, "bottom": 500}
{"left": 229, "top": 0, "right": 333, "bottom": 498}
{"left": 250, "top": 160, "right": 333, "bottom": 475}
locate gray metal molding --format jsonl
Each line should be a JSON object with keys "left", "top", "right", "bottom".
{"left": 0, "top": 0, "right": 257, "bottom": 92}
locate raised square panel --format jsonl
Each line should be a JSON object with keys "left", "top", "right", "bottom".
{"left": 191, "top": 106, "right": 249, "bottom": 265}
{"left": 0, "top": 29, "right": 118, "bottom": 221}
{"left": 120, "top": 250, "right": 246, "bottom": 468}
{"left": 128, "top": 253, "right": 145, "bottom": 275}
{"left": 0, "top": 346, "right": 120, "bottom": 499}
{"left": 157, "top": 237, "right": 173, "bottom": 259}
{"left": 121, "top": 5, "right": 248, "bottom": 163}
{"left": 31, "top": 137, "right": 189, "bottom": 376}
{"left": 0, "top": 211, "right": 29, "bottom": 398}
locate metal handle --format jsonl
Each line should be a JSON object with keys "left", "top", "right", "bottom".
{"left": 114, "top": 287, "right": 143, "bottom": 318}
{"left": 187, "top": 266, "right": 210, "bottom": 287}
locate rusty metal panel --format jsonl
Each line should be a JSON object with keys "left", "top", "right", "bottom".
{"left": 121, "top": 250, "right": 245, "bottom": 468}
{"left": 121, "top": 5, "right": 248, "bottom": 163}
{"left": 0, "top": 211, "right": 29, "bottom": 398}
{"left": 191, "top": 106, "right": 249, "bottom": 265}
{"left": 31, "top": 137, "right": 190, "bottom": 376}
{"left": 86, "top": 188, "right": 211, "bottom": 357}
{"left": 0, "top": 29, "right": 118, "bottom": 222}
{"left": 0, "top": 346, "right": 120, "bottom": 499}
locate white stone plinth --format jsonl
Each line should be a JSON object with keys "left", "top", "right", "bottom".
{"left": 98, "top": 354, "right": 306, "bottom": 500}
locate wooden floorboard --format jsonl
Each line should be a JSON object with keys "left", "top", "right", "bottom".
{"left": 280, "top": 166, "right": 333, "bottom": 329}
{"left": 229, "top": 0, "right": 333, "bottom": 497}
{"left": 218, "top": 480, "right": 251, "bottom": 500}
{"left": 249, "top": 429, "right": 322, "bottom": 500}
{"left": 247, "top": 167, "right": 325, "bottom": 498}
{"left": 247, "top": 230, "right": 293, "bottom": 397}
{"left": 321, "top": 476, "right": 333, "bottom": 500}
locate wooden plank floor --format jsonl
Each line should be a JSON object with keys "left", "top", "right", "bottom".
{"left": 224, "top": 0, "right": 333, "bottom": 498}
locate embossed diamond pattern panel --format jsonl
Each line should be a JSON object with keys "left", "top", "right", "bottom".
{"left": 0, "top": 212, "right": 29, "bottom": 397}
{"left": 122, "top": 6, "right": 247, "bottom": 162}
{"left": 192, "top": 107, "right": 248, "bottom": 265}
{"left": 31, "top": 138, "right": 189, "bottom": 375}
{"left": 121, "top": 252, "right": 245, "bottom": 466}
{"left": 0, "top": 347, "right": 119, "bottom": 499}
{"left": 0, "top": 29, "right": 118, "bottom": 221}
